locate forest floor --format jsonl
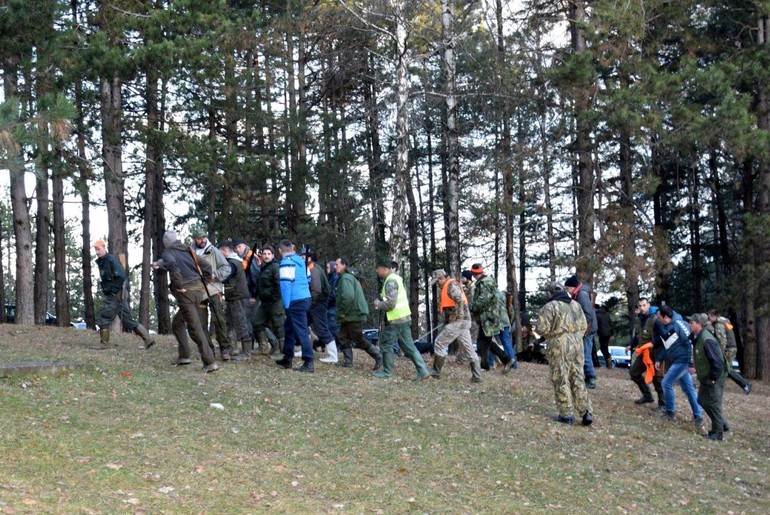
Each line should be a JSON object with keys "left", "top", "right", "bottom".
{"left": 1, "top": 324, "right": 769, "bottom": 514}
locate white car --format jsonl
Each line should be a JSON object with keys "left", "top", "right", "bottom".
{"left": 607, "top": 345, "right": 631, "bottom": 368}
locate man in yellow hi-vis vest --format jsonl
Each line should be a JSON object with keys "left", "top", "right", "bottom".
{"left": 373, "top": 257, "right": 430, "bottom": 380}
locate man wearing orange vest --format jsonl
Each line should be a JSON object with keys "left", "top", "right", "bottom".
{"left": 373, "top": 257, "right": 430, "bottom": 379}
{"left": 428, "top": 269, "right": 483, "bottom": 383}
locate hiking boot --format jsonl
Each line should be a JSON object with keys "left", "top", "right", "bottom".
{"left": 134, "top": 324, "right": 156, "bottom": 349}
{"left": 295, "top": 361, "right": 314, "bottom": 373}
{"left": 470, "top": 359, "right": 483, "bottom": 383}
{"left": 275, "top": 356, "right": 293, "bottom": 369}
{"left": 413, "top": 369, "right": 431, "bottom": 381}
{"left": 634, "top": 395, "right": 654, "bottom": 405}
{"left": 586, "top": 377, "right": 597, "bottom": 390}
{"left": 554, "top": 415, "right": 574, "bottom": 425}
{"left": 659, "top": 411, "right": 675, "bottom": 421}
{"left": 582, "top": 412, "right": 593, "bottom": 427}
{"left": 231, "top": 352, "right": 250, "bottom": 362}
{"left": 365, "top": 343, "right": 383, "bottom": 371}
{"left": 221, "top": 350, "right": 231, "bottom": 362}
{"left": 202, "top": 363, "right": 219, "bottom": 373}
{"left": 706, "top": 431, "right": 724, "bottom": 441}
{"left": 171, "top": 358, "right": 192, "bottom": 366}
{"left": 744, "top": 383, "right": 752, "bottom": 395}
{"left": 502, "top": 359, "right": 515, "bottom": 374}
{"left": 429, "top": 355, "right": 445, "bottom": 379}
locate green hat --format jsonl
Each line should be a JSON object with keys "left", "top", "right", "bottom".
{"left": 376, "top": 256, "right": 392, "bottom": 269}
{"left": 191, "top": 225, "right": 207, "bottom": 238}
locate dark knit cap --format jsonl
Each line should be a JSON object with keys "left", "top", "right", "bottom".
{"left": 565, "top": 275, "right": 580, "bottom": 287}
{"left": 461, "top": 270, "right": 473, "bottom": 281}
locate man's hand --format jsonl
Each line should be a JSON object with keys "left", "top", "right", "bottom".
{"left": 373, "top": 298, "right": 381, "bottom": 309}
{"left": 249, "top": 297, "right": 257, "bottom": 305}
{"left": 654, "top": 362, "right": 661, "bottom": 371}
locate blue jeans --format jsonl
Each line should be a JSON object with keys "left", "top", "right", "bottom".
{"left": 500, "top": 326, "right": 516, "bottom": 360}
{"left": 583, "top": 334, "right": 596, "bottom": 380}
{"left": 661, "top": 361, "right": 702, "bottom": 418}
{"left": 283, "top": 298, "right": 313, "bottom": 362}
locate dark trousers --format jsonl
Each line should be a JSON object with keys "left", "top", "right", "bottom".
{"left": 253, "top": 301, "right": 285, "bottom": 342}
{"left": 337, "top": 320, "right": 370, "bottom": 350}
{"left": 197, "top": 293, "right": 232, "bottom": 354}
{"left": 698, "top": 375, "right": 726, "bottom": 434}
{"left": 598, "top": 335, "right": 612, "bottom": 368}
{"left": 172, "top": 289, "right": 216, "bottom": 366}
{"left": 310, "top": 300, "right": 333, "bottom": 346}
{"left": 629, "top": 347, "right": 664, "bottom": 401}
{"left": 96, "top": 293, "right": 139, "bottom": 331}
{"left": 282, "top": 298, "right": 313, "bottom": 362}
{"left": 477, "top": 332, "right": 511, "bottom": 370}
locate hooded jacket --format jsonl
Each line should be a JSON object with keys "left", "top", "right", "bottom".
{"left": 570, "top": 282, "right": 598, "bottom": 334}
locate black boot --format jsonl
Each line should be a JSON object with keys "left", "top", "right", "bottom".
{"left": 337, "top": 347, "right": 354, "bottom": 368}
{"left": 275, "top": 356, "right": 293, "bottom": 369}
{"left": 295, "top": 360, "right": 314, "bottom": 373}
{"left": 366, "top": 343, "right": 383, "bottom": 371}
{"left": 430, "top": 355, "right": 445, "bottom": 379}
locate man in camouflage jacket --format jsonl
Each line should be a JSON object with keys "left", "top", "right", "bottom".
{"left": 536, "top": 282, "right": 593, "bottom": 426}
{"left": 469, "top": 264, "right": 514, "bottom": 373}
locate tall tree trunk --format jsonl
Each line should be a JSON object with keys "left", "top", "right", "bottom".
{"left": 690, "top": 163, "right": 702, "bottom": 311}
{"left": 569, "top": 0, "right": 595, "bottom": 279}
{"left": 406, "top": 173, "right": 420, "bottom": 338}
{"left": 140, "top": 65, "right": 160, "bottom": 328}
{"left": 52, "top": 159, "right": 70, "bottom": 326}
{"left": 365, "top": 52, "right": 387, "bottom": 255}
{"left": 389, "top": 0, "right": 410, "bottom": 262}
{"left": 101, "top": 75, "right": 128, "bottom": 261}
{"left": 619, "top": 114, "right": 638, "bottom": 322}
{"left": 745, "top": 13, "right": 770, "bottom": 379}
{"left": 708, "top": 148, "right": 730, "bottom": 299}
{"left": 441, "top": 0, "right": 460, "bottom": 277}
{"left": 4, "top": 56, "right": 34, "bottom": 325}
{"left": 34, "top": 169, "right": 51, "bottom": 325}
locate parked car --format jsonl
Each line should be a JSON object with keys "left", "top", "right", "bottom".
{"left": 362, "top": 328, "right": 379, "bottom": 346}
{"left": 608, "top": 346, "right": 632, "bottom": 368}
{"left": 4, "top": 304, "right": 83, "bottom": 328}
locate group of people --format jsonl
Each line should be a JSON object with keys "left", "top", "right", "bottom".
{"left": 625, "top": 300, "right": 751, "bottom": 441}
{"left": 92, "top": 236, "right": 748, "bottom": 438}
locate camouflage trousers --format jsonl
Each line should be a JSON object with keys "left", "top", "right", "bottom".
{"left": 434, "top": 320, "right": 479, "bottom": 365}
{"left": 547, "top": 337, "right": 591, "bottom": 418}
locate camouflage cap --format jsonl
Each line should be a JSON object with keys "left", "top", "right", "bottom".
{"left": 548, "top": 281, "right": 564, "bottom": 294}
{"left": 687, "top": 313, "right": 708, "bottom": 326}
{"left": 429, "top": 269, "right": 447, "bottom": 287}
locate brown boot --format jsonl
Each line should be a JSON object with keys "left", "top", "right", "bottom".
{"left": 134, "top": 324, "right": 156, "bottom": 349}
{"left": 91, "top": 328, "right": 111, "bottom": 350}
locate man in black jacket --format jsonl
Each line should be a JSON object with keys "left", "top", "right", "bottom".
{"left": 93, "top": 240, "right": 155, "bottom": 350}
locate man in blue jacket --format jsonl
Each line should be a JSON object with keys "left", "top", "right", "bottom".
{"left": 654, "top": 305, "right": 702, "bottom": 423}
{"left": 275, "top": 240, "right": 314, "bottom": 373}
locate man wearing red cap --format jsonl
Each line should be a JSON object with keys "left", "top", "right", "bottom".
{"left": 92, "top": 240, "right": 155, "bottom": 350}
{"left": 469, "top": 264, "right": 515, "bottom": 373}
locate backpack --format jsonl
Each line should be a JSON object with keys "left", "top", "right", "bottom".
{"left": 721, "top": 319, "right": 737, "bottom": 350}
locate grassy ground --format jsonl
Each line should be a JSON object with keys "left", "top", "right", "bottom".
{"left": 1, "top": 324, "right": 769, "bottom": 514}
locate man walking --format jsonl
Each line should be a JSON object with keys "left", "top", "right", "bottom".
{"left": 626, "top": 298, "right": 665, "bottom": 407}
{"left": 372, "top": 258, "right": 430, "bottom": 380}
{"left": 275, "top": 240, "right": 314, "bottom": 372}
{"left": 564, "top": 274, "right": 598, "bottom": 389}
{"left": 152, "top": 231, "right": 218, "bottom": 372}
{"left": 469, "top": 264, "right": 515, "bottom": 373}
{"left": 536, "top": 282, "right": 593, "bottom": 426}
{"left": 191, "top": 228, "right": 233, "bottom": 361}
{"left": 655, "top": 305, "right": 702, "bottom": 423}
{"left": 689, "top": 313, "right": 727, "bottom": 441}
{"left": 429, "top": 269, "right": 483, "bottom": 383}
{"left": 334, "top": 257, "right": 382, "bottom": 371}
{"left": 302, "top": 249, "right": 338, "bottom": 364}
{"left": 92, "top": 240, "right": 155, "bottom": 350}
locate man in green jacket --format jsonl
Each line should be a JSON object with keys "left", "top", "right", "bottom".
{"left": 469, "top": 264, "right": 515, "bottom": 373}
{"left": 334, "top": 257, "right": 382, "bottom": 371}
{"left": 689, "top": 313, "right": 728, "bottom": 441}
{"left": 92, "top": 240, "right": 155, "bottom": 350}
{"left": 373, "top": 257, "right": 430, "bottom": 380}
